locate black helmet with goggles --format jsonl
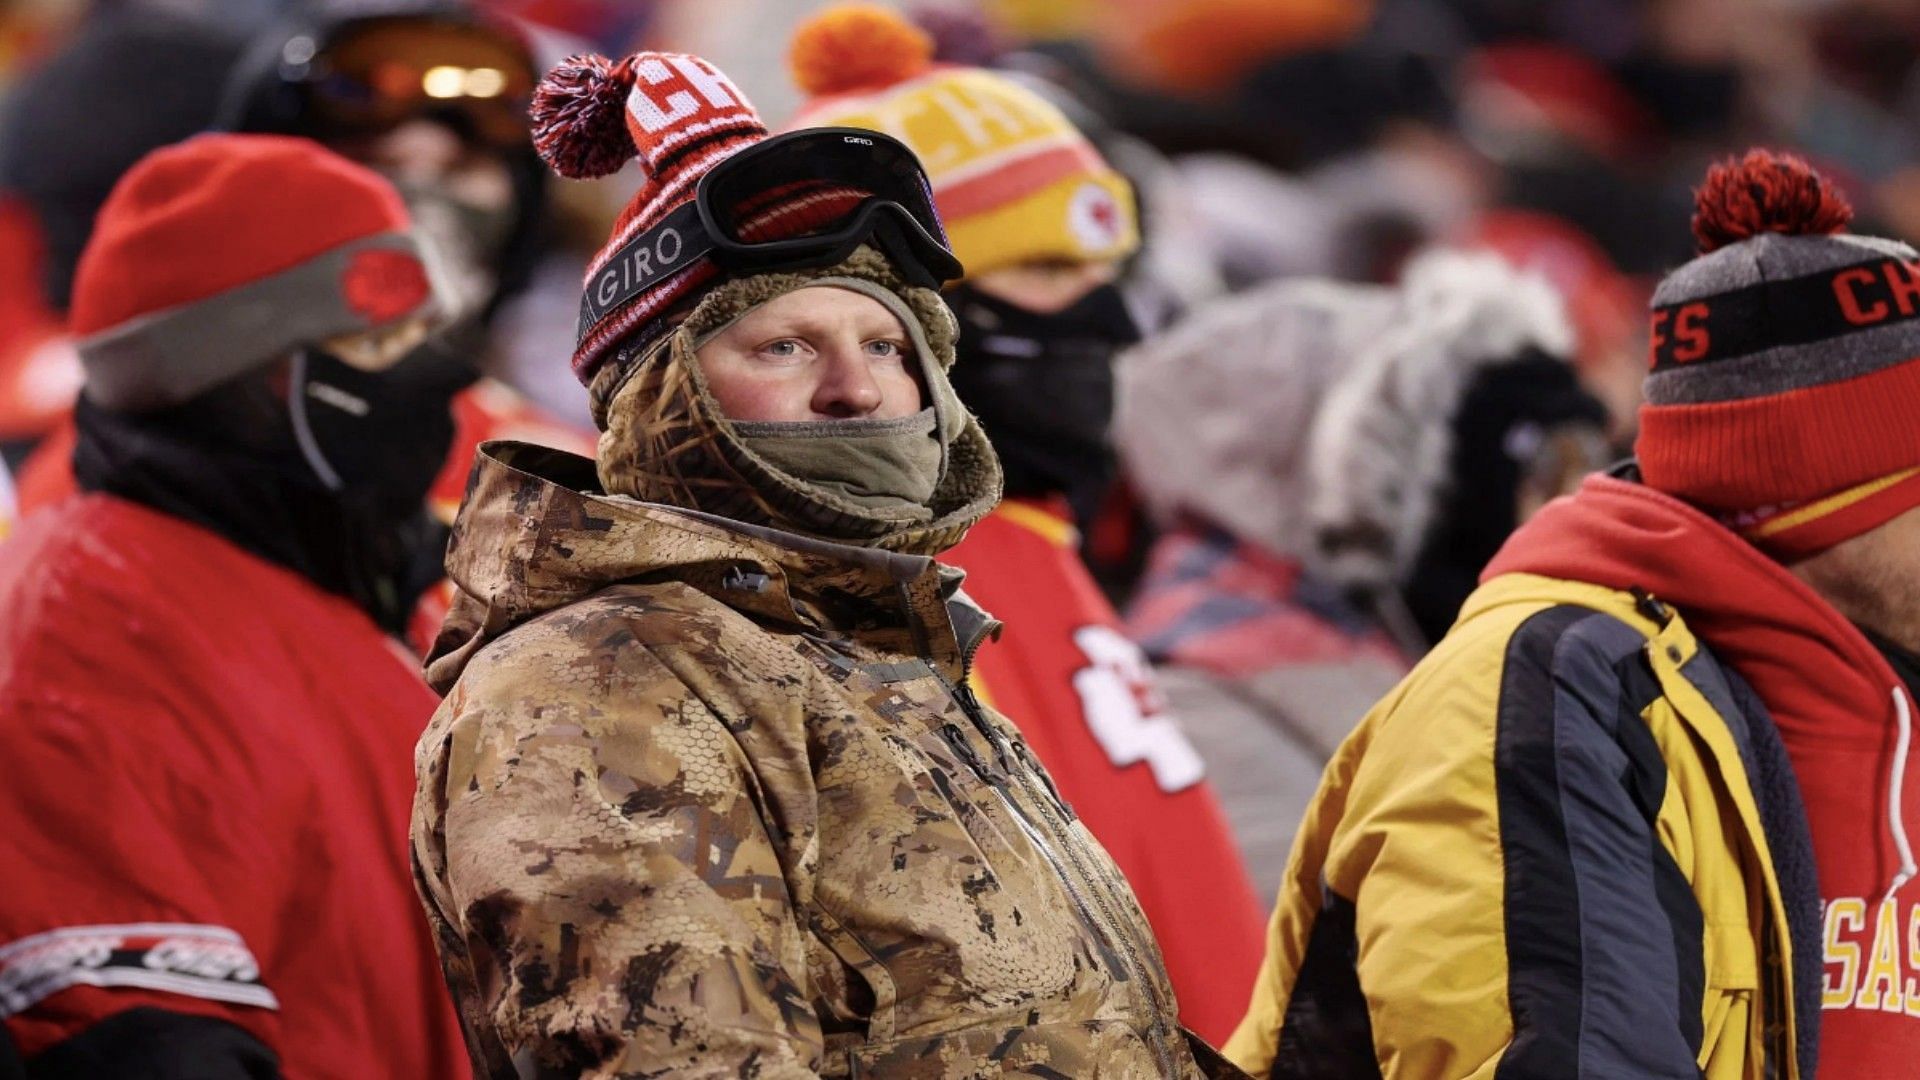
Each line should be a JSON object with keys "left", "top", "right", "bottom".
{"left": 219, "top": 6, "right": 546, "bottom": 313}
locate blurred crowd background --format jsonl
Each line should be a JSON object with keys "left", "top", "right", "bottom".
{"left": 4, "top": 0, "right": 1917, "bottom": 1058}
{"left": 9, "top": 0, "right": 1920, "bottom": 528}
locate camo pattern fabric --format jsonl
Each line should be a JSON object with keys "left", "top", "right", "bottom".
{"left": 412, "top": 443, "right": 1242, "bottom": 1079}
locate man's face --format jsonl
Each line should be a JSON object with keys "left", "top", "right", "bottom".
{"left": 331, "top": 119, "right": 516, "bottom": 321}
{"left": 1792, "top": 504, "right": 1920, "bottom": 654}
{"left": 695, "top": 286, "right": 924, "bottom": 423}
{"left": 965, "top": 257, "right": 1119, "bottom": 314}
{"left": 336, "top": 118, "right": 514, "bottom": 213}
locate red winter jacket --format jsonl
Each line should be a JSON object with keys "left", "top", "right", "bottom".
{"left": 9, "top": 378, "right": 595, "bottom": 659}
{"left": 944, "top": 499, "right": 1267, "bottom": 1045}
{"left": 0, "top": 494, "right": 468, "bottom": 1076}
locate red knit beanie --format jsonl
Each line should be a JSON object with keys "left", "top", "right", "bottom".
{"left": 1638, "top": 149, "right": 1920, "bottom": 559}
{"left": 71, "top": 133, "right": 437, "bottom": 413}
{"left": 530, "top": 50, "right": 874, "bottom": 387}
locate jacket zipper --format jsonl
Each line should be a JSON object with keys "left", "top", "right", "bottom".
{"left": 904, "top": 580, "right": 1181, "bottom": 1073}
{"left": 935, "top": 666, "right": 1180, "bottom": 1077}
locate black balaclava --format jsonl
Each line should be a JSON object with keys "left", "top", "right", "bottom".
{"left": 1402, "top": 347, "right": 1610, "bottom": 645}
{"left": 73, "top": 345, "right": 469, "bottom": 634}
{"left": 946, "top": 281, "right": 1141, "bottom": 529}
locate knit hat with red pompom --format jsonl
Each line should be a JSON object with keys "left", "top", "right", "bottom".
{"left": 532, "top": 50, "right": 878, "bottom": 387}
{"left": 1639, "top": 149, "right": 1920, "bottom": 559}
{"left": 785, "top": 4, "right": 1137, "bottom": 280}
{"left": 72, "top": 133, "right": 438, "bottom": 413}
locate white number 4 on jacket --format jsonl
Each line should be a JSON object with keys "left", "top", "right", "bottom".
{"left": 1070, "top": 626, "right": 1206, "bottom": 794}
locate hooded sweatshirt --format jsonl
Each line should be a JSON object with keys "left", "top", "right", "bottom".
{"left": 1486, "top": 471, "right": 1920, "bottom": 1078}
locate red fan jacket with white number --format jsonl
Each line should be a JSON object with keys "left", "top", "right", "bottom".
{"left": 0, "top": 493, "right": 468, "bottom": 1076}
{"left": 943, "top": 498, "right": 1267, "bottom": 1044}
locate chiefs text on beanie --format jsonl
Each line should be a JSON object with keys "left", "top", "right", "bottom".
{"left": 531, "top": 50, "right": 880, "bottom": 388}
{"left": 1638, "top": 149, "right": 1920, "bottom": 558}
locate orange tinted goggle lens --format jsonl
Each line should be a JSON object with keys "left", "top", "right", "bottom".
{"left": 308, "top": 20, "right": 535, "bottom": 147}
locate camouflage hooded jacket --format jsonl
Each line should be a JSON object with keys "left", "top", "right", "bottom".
{"left": 410, "top": 442, "right": 1241, "bottom": 1078}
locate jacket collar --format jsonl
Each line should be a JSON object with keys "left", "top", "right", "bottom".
{"left": 429, "top": 441, "right": 993, "bottom": 691}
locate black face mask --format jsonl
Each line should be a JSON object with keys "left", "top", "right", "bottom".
{"left": 947, "top": 282, "right": 1141, "bottom": 527}
{"left": 288, "top": 343, "right": 474, "bottom": 520}
{"left": 74, "top": 343, "right": 472, "bottom": 634}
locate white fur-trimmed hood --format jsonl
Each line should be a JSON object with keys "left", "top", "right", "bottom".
{"left": 1116, "top": 249, "right": 1574, "bottom": 590}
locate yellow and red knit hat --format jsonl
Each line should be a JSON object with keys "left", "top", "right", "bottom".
{"left": 1639, "top": 149, "right": 1920, "bottom": 560}
{"left": 784, "top": 4, "right": 1137, "bottom": 280}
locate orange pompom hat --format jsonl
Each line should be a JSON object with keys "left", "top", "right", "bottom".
{"left": 789, "top": 4, "right": 934, "bottom": 98}
{"left": 785, "top": 4, "right": 1137, "bottom": 279}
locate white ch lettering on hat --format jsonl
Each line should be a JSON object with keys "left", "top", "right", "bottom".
{"left": 626, "top": 56, "right": 742, "bottom": 135}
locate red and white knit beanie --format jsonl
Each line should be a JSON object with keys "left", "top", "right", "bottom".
{"left": 531, "top": 50, "right": 874, "bottom": 388}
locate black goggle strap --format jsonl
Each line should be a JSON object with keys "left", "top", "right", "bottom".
{"left": 575, "top": 197, "right": 954, "bottom": 342}
{"left": 576, "top": 201, "right": 714, "bottom": 342}
{"left": 866, "top": 212, "right": 944, "bottom": 290}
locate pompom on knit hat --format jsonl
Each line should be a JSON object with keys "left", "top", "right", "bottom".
{"left": 71, "top": 133, "right": 438, "bottom": 413}
{"left": 784, "top": 4, "right": 1138, "bottom": 280}
{"left": 1639, "top": 149, "right": 1920, "bottom": 560}
{"left": 530, "top": 49, "right": 881, "bottom": 390}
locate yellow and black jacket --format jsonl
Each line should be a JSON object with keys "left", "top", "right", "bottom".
{"left": 1226, "top": 564, "right": 1821, "bottom": 1079}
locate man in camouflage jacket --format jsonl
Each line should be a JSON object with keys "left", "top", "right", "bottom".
{"left": 411, "top": 45, "right": 1239, "bottom": 1079}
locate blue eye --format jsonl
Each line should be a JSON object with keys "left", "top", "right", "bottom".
{"left": 762, "top": 340, "right": 801, "bottom": 357}
{"left": 866, "top": 340, "right": 907, "bottom": 359}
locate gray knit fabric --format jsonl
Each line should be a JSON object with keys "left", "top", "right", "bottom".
{"left": 1646, "top": 232, "right": 1920, "bottom": 407}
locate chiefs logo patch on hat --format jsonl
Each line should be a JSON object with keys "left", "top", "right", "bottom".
{"left": 342, "top": 249, "right": 432, "bottom": 325}
{"left": 1068, "top": 181, "right": 1125, "bottom": 254}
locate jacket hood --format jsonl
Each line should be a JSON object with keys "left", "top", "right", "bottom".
{"left": 592, "top": 246, "right": 1003, "bottom": 558}
{"left": 426, "top": 440, "right": 992, "bottom": 693}
{"left": 1117, "top": 248, "right": 1573, "bottom": 591}
{"left": 1484, "top": 472, "right": 1897, "bottom": 752}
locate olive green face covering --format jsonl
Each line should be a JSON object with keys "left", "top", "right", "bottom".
{"left": 731, "top": 408, "right": 942, "bottom": 512}
{"left": 691, "top": 275, "right": 955, "bottom": 522}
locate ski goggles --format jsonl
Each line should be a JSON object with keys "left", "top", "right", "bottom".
{"left": 578, "top": 128, "right": 963, "bottom": 339}
{"left": 296, "top": 14, "right": 537, "bottom": 150}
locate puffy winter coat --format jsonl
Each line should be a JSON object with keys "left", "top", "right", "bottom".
{"left": 1224, "top": 468, "right": 1920, "bottom": 1079}
{"left": 0, "top": 493, "right": 468, "bottom": 1076}
{"left": 411, "top": 442, "right": 1243, "bottom": 1079}
{"left": 945, "top": 498, "right": 1267, "bottom": 1044}
{"left": 1228, "top": 566, "right": 1814, "bottom": 1079}
{"left": 1115, "top": 252, "right": 1587, "bottom": 905}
